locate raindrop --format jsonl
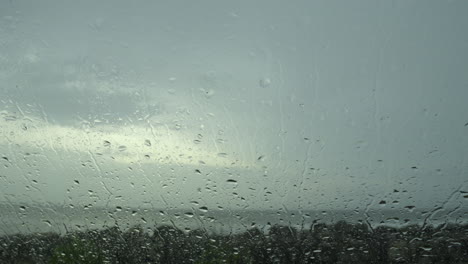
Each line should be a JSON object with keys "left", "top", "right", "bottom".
{"left": 204, "top": 89, "right": 215, "bottom": 98}
{"left": 74, "top": 180, "right": 80, "bottom": 184}
{"left": 217, "top": 152, "right": 228, "bottom": 158}
{"left": 259, "top": 77, "right": 271, "bottom": 88}
{"left": 421, "top": 247, "right": 432, "bottom": 252}
{"left": 199, "top": 206, "right": 208, "bottom": 213}
{"left": 118, "top": 145, "right": 127, "bottom": 152}
{"left": 144, "top": 139, "right": 151, "bottom": 146}
{"left": 184, "top": 212, "right": 194, "bottom": 218}
{"left": 227, "top": 179, "right": 237, "bottom": 183}
{"left": 103, "top": 140, "right": 111, "bottom": 147}
{"left": 43, "top": 220, "right": 52, "bottom": 227}
{"left": 195, "top": 169, "right": 201, "bottom": 174}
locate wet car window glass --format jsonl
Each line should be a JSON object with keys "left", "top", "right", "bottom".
{"left": 1, "top": 1, "right": 467, "bottom": 263}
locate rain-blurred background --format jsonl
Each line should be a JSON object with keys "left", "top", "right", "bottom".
{"left": 1, "top": 0, "right": 467, "bottom": 235}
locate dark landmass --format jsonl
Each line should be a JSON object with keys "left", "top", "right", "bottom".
{"left": 0, "top": 221, "right": 467, "bottom": 264}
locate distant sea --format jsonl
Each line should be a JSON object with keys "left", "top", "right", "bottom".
{"left": 0, "top": 203, "right": 466, "bottom": 236}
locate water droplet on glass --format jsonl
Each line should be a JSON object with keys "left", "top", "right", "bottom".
{"left": 184, "top": 212, "right": 194, "bottom": 218}
{"left": 118, "top": 145, "right": 127, "bottom": 152}
{"left": 43, "top": 220, "right": 52, "bottom": 227}
{"left": 259, "top": 77, "right": 271, "bottom": 88}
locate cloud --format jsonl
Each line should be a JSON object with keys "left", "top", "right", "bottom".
{"left": 0, "top": 110, "right": 256, "bottom": 169}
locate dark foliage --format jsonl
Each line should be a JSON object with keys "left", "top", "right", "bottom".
{"left": 0, "top": 221, "right": 467, "bottom": 263}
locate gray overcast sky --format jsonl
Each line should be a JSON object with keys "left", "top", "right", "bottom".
{"left": 1, "top": 0, "right": 467, "bottom": 214}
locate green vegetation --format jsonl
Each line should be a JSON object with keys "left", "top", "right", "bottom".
{"left": 0, "top": 221, "right": 467, "bottom": 263}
